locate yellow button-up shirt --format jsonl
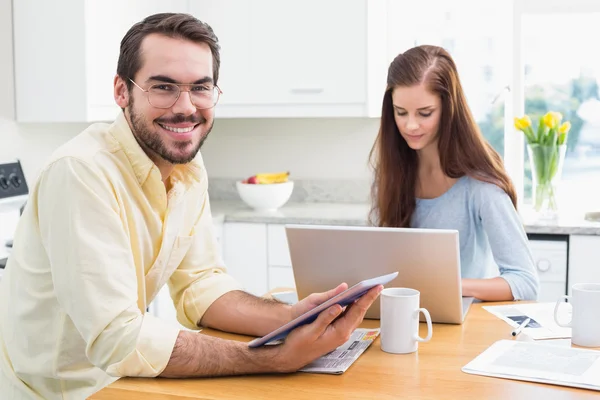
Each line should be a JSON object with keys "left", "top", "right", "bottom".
{"left": 0, "top": 113, "right": 242, "bottom": 399}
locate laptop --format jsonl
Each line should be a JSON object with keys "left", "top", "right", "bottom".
{"left": 283, "top": 224, "right": 474, "bottom": 324}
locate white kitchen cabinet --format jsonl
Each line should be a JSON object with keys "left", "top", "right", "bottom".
{"left": 568, "top": 235, "right": 600, "bottom": 295}
{"left": 267, "top": 224, "right": 292, "bottom": 267}
{"left": 222, "top": 222, "right": 268, "bottom": 295}
{"left": 13, "top": 0, "right": 188, "bottom": 123}
{"left": 221, "top": 222, "right": 295, "bottom": 292}
{"left": 268, "top": 265, "right": 296, "bottom": 291}
{"left": 14, "top": 0, "right": 389, "bottom": 121}
{"left": 267, "top": 224, "right": 295, "bottom": 290}
{"left": 213, "top": 219, "right": 224, "bottom": 259}
{"left": 190, "top": 0, "right": 389, "bottom": 118}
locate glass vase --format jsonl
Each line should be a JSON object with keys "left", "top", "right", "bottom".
{"left": 527, "top": 143, "right": 567, "bottom": 221}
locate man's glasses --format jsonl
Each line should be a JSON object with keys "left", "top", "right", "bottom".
{"left": 129, "top": 78, "right": 222, "bottom": 110}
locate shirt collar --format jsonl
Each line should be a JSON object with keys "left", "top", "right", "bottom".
{"left": 109, "top": 112, "right": 204, "bottom": 188}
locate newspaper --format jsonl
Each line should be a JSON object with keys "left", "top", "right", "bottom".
{"left": 462, "top": 340, "right": 600, "bottom": 391}
{"left": 483, "top": 302, "right": 572, "bottom": 340}
{"left": 299, "top": 328, "right": 380, "bottom": 374}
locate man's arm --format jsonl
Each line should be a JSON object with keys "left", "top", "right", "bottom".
{"left": 199, "top": 290, "right": 292, "bottom": 336}
{"left": 199, "top": 283, "right": 350, "bottom": 337}
{"left": 38, "top": 158, "right": 180, "bottom": 377}
{"left": 160, "top": 331, "right": 279, "bottom": 378}
{"left": 168, "top": 180, "right": 346, "bottom": 337}
{"left": 161, "top": 284, "right": 382, "bottom": 378}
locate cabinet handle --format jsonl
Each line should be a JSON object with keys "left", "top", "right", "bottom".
{"left": 290, "top": 88, "right": 324, "bottom": 94}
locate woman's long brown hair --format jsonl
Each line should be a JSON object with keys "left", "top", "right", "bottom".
{"left": 369, "top": 45, "right": 517, "bottom": 227}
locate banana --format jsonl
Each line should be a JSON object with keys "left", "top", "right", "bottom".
{"left": 256, "top": 171, "right": 290, "bottom": 184}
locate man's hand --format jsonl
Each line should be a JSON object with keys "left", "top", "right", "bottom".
{"left": 161, "top": 284, "right": 382, "bottom": 378}
{"left": 290, "top": 283, "right": 348, "bottom": 320}
{"left": 273, "top": 284, "right": 383, "bottom": 373}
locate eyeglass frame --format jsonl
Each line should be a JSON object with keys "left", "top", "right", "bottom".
{"left": 128, "top": 78, "right": 223, "bottom": 110}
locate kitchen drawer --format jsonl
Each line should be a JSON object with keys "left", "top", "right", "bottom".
{"left": 529, "top": 240, "right": 568, "bottom": 283}
{"left": 268, "top": 266, "right": 296, "bottom": 290}
{"left": 267, "top": 224, "right": 292, "bottom": 267}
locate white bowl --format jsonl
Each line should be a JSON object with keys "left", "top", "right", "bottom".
{"left": 236, "top": 181, "right": 294, "bottom": 211}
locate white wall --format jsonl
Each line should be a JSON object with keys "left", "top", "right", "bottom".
{"left": 0, "top": 117, "right": 379, "bottom": 185}
{"left": 202, "top": 118, "right": 379, "bottom": 180}
{"left": 0, "top": 118, "right": 88, "bottom": 181}
{"left": 0, "top": 0, "right": 379, "bottom": 185}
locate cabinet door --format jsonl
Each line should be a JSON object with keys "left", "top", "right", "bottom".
{"left": 267, "top": 224, "right": 292, "bottom": 267}
{"left": 268, "top": 266, "right": 296, "bottom": 290}
{"left": 85, "top": 0, "right": 189, "bottom": 120}
{"left": 148, "top": 285, "right": 187, "bottom": 330}
{"left": 213, "top": 220, "right": 224, "bottom": 260}
{"left": 223, "top": 223, "right": 268, "bottom": 295}
{"left": 190, "top": 0, "right": 366, "bottom": 107}
{"left": 13, "top": 0, "right": 87, "bottom": 122}
{"left": 538, "top": 282, "right": 566, "bottom": 303}
{"left": 188, "top": 0, "right": 253, "bottom": 106}
{"left": 568, "top": 235, "right": 600, "bottom": 294}
{"left": 249, "top": 0, "right": 366, "bottom": 105}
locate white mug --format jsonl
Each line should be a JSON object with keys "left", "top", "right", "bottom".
{"left": 554, "top": 283, "right": 600, "bottom": 347}
{"left": 380, "top": 288, "right": 433, "bottom": 354}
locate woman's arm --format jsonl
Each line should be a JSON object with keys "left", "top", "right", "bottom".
{"left": 462, "top": 277, "right": 512, "bottom": 300}
{"left": 469, "top": 183, "right": 540, "bottom": 301}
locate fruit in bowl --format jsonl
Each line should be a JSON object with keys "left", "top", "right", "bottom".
{"left": 242, "top": 171, "right": 290, "bottom": 184}
{"left": 237, "top": 171, "right": 294, "bottom": 211}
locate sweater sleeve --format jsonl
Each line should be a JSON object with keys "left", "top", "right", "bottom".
{"left": 477, "top": 184, "right": 540, "bottom": 300}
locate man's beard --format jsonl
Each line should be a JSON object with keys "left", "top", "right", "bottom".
{"left": 128, "top": 100, "right": 212, "bottom": 164}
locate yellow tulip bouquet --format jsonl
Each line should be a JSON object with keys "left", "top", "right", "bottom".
{"left": 514, "top": 111, "right": 571, "bottom": 215}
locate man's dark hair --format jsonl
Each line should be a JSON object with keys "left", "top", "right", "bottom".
{"left": 117, "top": 13, "right": 220, "bottom": 90}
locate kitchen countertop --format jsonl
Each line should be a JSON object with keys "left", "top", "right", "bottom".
{"left": 211, "top": 200, "right": 600, "bottom": 236}
{"left": 211, "top": 201, "right": 371, "bottom": 226}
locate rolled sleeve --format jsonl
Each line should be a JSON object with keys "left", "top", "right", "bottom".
{"left": 169, "top": 191, "right": 243, "bottom": 330}
{"left": 38, "top": 158, "right": 180, "bottom": 377}
{"left": 107, "top": 313, "right": 180, "bottom": 377}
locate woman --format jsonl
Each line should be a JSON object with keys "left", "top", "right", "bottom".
{"left": 369, "top": 45, "right": 538, "bottom": 301}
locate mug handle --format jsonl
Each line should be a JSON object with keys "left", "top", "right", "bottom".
{"left": 554, "top": 295, "right": 572, "bottom": 327}
{"left": 415, "top": 308, "right": 433, "bottom": 343}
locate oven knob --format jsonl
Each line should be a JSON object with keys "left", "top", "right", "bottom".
{"left": 0, "top": 175, "right": 8, "bottom": 190}
{"left": 536, "top": 259, "right": 551, "bottom": 272}
{"left": 9, "top": 174, "right": 21, "bottom": 188}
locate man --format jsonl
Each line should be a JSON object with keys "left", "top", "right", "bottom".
{"left": 0, "top": 13, "right": 381, "bottom": 400}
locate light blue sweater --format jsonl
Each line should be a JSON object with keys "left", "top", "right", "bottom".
{"left": 411, "top": 176, "right": 539, "bottom": 301}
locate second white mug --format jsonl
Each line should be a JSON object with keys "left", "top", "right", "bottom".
{"left": 554, "top": 282, "right": 600, "bottom": 347}
{"left": 380, "top": 288, "right": 433, "bottom": 354}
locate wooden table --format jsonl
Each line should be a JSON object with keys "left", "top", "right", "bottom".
{"left": 90, "top": 302, "right": 599, "bottom": 399}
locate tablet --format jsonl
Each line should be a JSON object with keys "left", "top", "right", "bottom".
{"left": 247, "top": 271, "right": 398, "bottom": 348}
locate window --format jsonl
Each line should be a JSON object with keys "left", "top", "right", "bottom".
{"left": 386, "top": 0, "right": 600, "bottom": 214}
{"left": 387, "top": 0, "right": 512, "bottom": 157}
{"left": 521, "top": 11, "right": 600, "bottom": 212}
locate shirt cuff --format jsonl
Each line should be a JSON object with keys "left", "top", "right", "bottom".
{"left": 106, "top": 313, "right": 180, "bottom": 377}
{"left": 180, "top": 272, "right": 244, "bottom": 330}
{"left": 499, "top": 273, "right": 534, "bottom": 301}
